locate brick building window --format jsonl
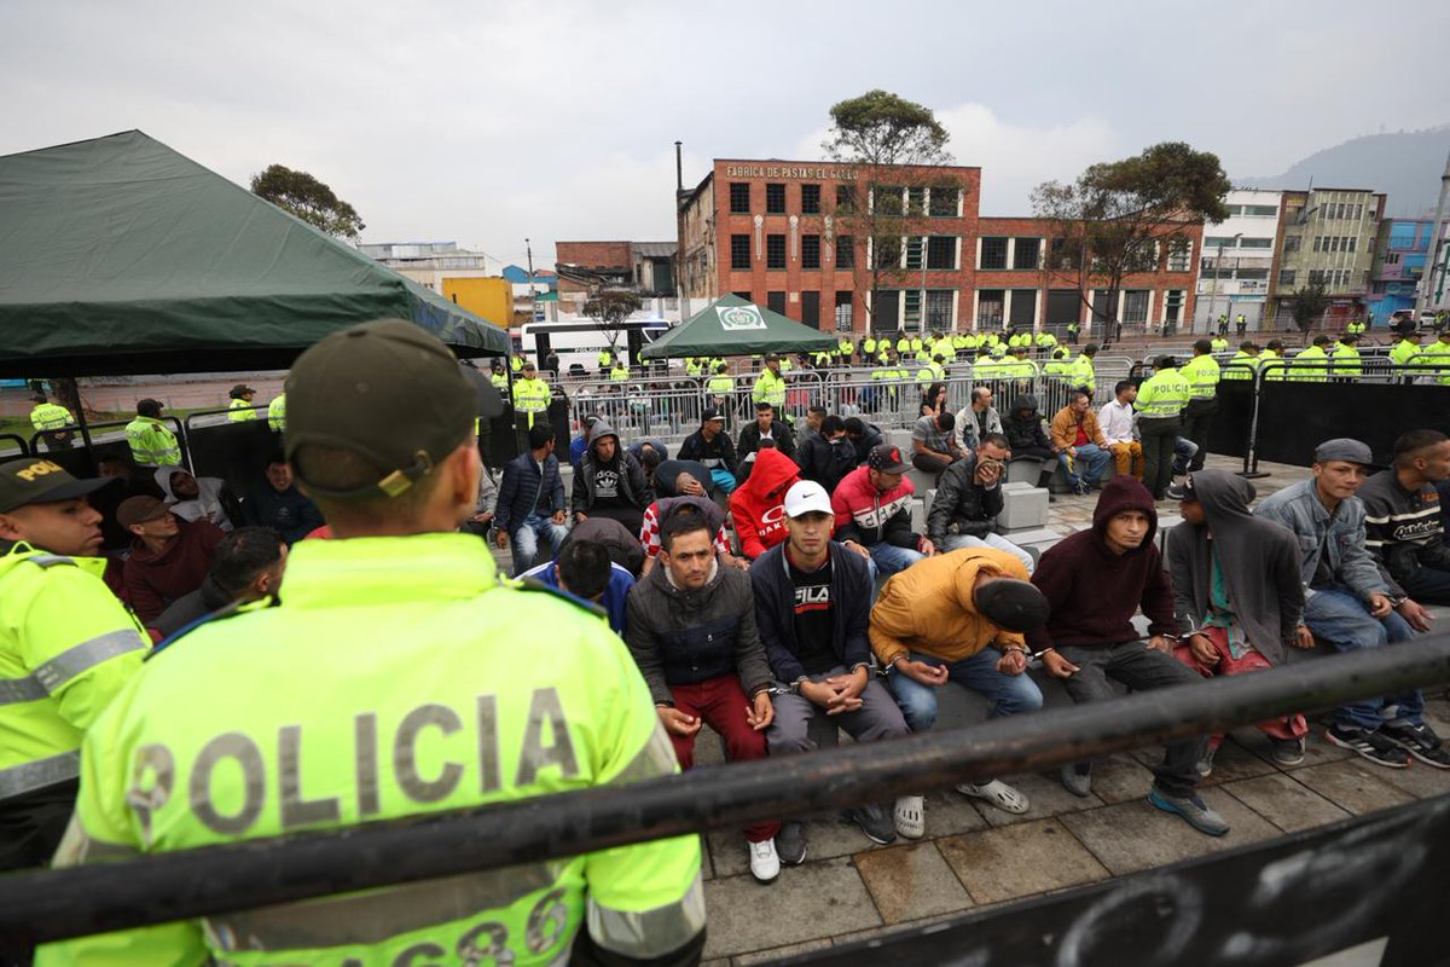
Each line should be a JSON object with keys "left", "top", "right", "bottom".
{"left": 925, "top": 290, "right": 955, "bottom": 329}
{"left": 801, "top": 184, "right": 821, "bottom": 214}
{"left": 1048, "top": 237, "right": 1082, "bottom": 271}
{"left": 802, "top": 234, "right": 821, "bottom": 269}
{"left": 874, "top": 186, "right": 903, "bottom": 216}
{"left": 980, "top": 237, "right": 1009, "bottom": 270}
{"left": 834, "top": 291, "right": 853, "bottom": 330}
{"left": 730, "top": 183, "right": 751, "bottom": 214}
{"left": 927, "top": 236, "right": 956, "bottom": 270}
{"left": 731, "top": 234, "right": 751, "bottom": 270}
{"left": 733, "top": 290, "right": 752, "bottom": 301}
{"left": 904, "top": 290, "right": 922, "bottom": 326}
{"left": 873, "top": 237, "right": 902, "bottom": 271}
{"left": 977, "top": 290, "right": 1005, "bottom": 328}
{"left": 836, "top": 235, "right": 855, "bottom": 270}
{"left": 766, "top": 184, "right": 786, "bottom": 214}
{"left": 766, "top": 234, "right": 787, "bottom": 269}
{"left": 907, "top": 186, "right": 926, "bottom": 216}
{"left": 1012, "top": 238, "right": 1041, "bottom": 270}
{"left": 1167, "top": 238, "right": 1192, "bottom": 272}
{"left": 1122, "top": 290, "right": 1149, "bottom": 325}
{"left": 905, "top": 237, "right": 924, "bottom": 270}
{"left": 835, "top": 184, "right": 855, "bottom": 213}
{"left": 929, "top": 187, "right": 958, "bottom": 217}
{"left": 767, "top": 291, "right": 787, "bottom": 315}
{"left": 1283, "top": 235, "right": 1301, "bottom": 253}
{"left": 1279, "top": 270, "right": 1296, "bottom": 287}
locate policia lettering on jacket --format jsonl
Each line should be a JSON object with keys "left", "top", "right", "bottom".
{"left": 38, "top": 320, "right": 705, "bottom": 967}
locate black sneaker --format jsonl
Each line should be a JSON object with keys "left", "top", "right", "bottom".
{"left": 844, "top": 804, "right": 897, "bottom": 845}
{"left": 1379, "top": 722, "right": 1450, "bottom": 770}
{"left": 1324, "top": 725, "right": 1410, "bottom": 768}
{"left": 1269, "top": 736, "right": 1306, "bottom": 766}
{"left": 776, "top": 821, "right": 807, "bottom": 866}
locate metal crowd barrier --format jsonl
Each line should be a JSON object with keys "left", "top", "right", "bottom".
{"left": 0, "top": 432, "right": 29, "bottom": 458}
{"left": 1, "top": 636, "right": 1447, "bottom": 949}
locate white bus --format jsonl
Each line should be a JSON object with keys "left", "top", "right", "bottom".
{"left": 514, "top": 318, "right": 672, "bottom": 375}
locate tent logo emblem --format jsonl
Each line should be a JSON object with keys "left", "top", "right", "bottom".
{"left": 718, "top": 306, "right": 767, "bottom": 331}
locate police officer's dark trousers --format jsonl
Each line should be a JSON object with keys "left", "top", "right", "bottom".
{"left": 1179, "top": 399, "right": 1218, "bottom": 472}
{"left": 1139, "top": 416, "right": 1180, "bottom": 499}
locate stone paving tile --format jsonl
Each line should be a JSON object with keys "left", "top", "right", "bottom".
{"left": 830, "top": 911, "right": 965, "bottom": 949}
{"left": 701, "top": 857, "right": 880, "bottom": 961}
{"left": 732, "top": 938, "right": 833, "bottom": 965}
{"left": 937, "top": 817, "right": 1111, "bottom": 905}
{"left": 1218, "top": 773, "right": 1353, "bottom": 833}
{"left": 1281, "top": 721, "right": 1355, "bottom": 769}
{"left": 1197, "top": 737, "right": 1281, "bottom": 786}
{"left": 1378, "top": 760, "right": 1450, "bottom": 799}
{"left": 1286, "top": 760, "right": 1417, "bottom": 815}
{"left": 853, "top": 842, "right": 973, "bottom": 924}
{"left": 1085, "top": 754, "right": 1156, "bottom": 804}
{"left": 1058, "top": 787, "right": 1279, "bottom": 875}
{"left": 975, "top": 770, "right": 1105, "bottom": 827}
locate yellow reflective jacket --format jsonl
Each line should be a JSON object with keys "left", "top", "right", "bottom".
{"left": 124, "top": 416, "right": 181, "bottom": 467}
{"left": 0, "top": 541, "right": 147, "bottom": 804}
{"left": 37, "top": 535, "right": 702, "bottom": 967}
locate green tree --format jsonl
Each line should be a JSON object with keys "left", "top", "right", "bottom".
{"left": 823, "top": 91, "right": 960, "bottom": 335}
{"left": 1289, "top": 278, "right": 1330, "bottom": 337}
{"left": 250, "top": 164, "right": 365, "bottom": 240}
{"left": 1033, "top": 142, "right": 1231, "bottom": 345}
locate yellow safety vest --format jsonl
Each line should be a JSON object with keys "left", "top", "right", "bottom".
{"left": 228, "top": 399, "right": 258, "bottom": 422}
{"left": 0, "top": 539, "right": 148, "bottom": 805}
{"left": 1179, "top": 355, "right": 1221, "bottom": 400}
{"left": 125, "top": 416, "right": 181, "bottom": 467}
{"left": 512, "top": 378, "right": 552, "bottom": 428}
{"left": 37, "top": 535, "right": 703, "bottom": 967}
{"left": 29, "top": 403, "right": 73, "bottom": 432}
{"left": 267, "top": 394, "right": 287, "bottom": 432}
{"left": 1222, "top": 352, "right": 1258, "bottom": 380}
{"left": 1134, "top": 368, "right": 1191, "bottom": 419}
{"left": 707, "top": 374, "right": 734, "bottom": 395}
{"left": 753, "top": 369, "right": 787, "bottom": 407}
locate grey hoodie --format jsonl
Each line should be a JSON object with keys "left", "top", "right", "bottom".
{"left": 1166, "top": 470, "right": 1304, "bottom": 663}
{"left": 155, "top": 467, "right": 234, "bottom": 532}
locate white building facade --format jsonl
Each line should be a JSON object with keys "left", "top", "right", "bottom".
{"left": 1193, "top": 189, "right": 1284, "bottom": 330}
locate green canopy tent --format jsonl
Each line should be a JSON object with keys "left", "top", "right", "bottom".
{"left": 0, "top": 130, "right": 509, "bottom": 379}
{"left": 639, "top": 294, "right": 839, "bottom": 359}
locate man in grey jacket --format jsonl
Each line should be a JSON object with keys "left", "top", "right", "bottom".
{"left": 952, "top": 385, "right": 1005, "bottom": 452}
{"left": 1166, "top": 470, "right": 1309, "bottom": 771}
{"left": 625, "top": 511, "right": 783, "bottom": 883}
{"left": 1255, "top": 438, "right": 1447, "bottom": 769}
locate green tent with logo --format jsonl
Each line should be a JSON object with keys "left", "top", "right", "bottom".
{"left": 640, "top": 294, "right": 839, "bottom": 359}
{"left": 0, "top": 130, "right": 509, "bottom": 378}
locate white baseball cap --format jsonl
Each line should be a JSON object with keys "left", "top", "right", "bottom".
{"left": 783, "top": 480, "right": 833, "bottom": 518}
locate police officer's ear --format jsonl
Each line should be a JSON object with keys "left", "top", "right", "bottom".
{"left": 439, "top": 439, "right": 484, "bottom": 526}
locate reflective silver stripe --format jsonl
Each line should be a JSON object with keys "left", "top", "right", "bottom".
{"left": 0, "top": 750, "right": 80, "bottom": 799}
{"left": 24, "top": 554, "right": 75, "bottom": 569}
{"left": 587, "top": 875, "right": 706, "bottom": 960}
{"left": 52, "top": 814, "right": 140, "bottom": 866}
{"left": 612, "top": 725, "right": 678, "bottom": 786}
{"left": 204, "top": 861, "right": 563, "bottom": 951}
{"left": 0, "top": 677, "right": 47, "bottom": 705}
{"left": 32, "top": 630, "right": 147, "bottom": 693}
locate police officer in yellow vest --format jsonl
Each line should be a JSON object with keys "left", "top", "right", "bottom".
{"left": 1330, "top": 333, "right": 1363, "bottom": 380}
{"left": 1067, "top": 343, "right": 1098, "bottom": 396}
{"left": 0, "top": 458, "right": 147, "bottom": 872}
{"left": 753, "top": 353, "right": 788, "bottom": 410}
{"left": 227, "top": 384, "right": 259, "bottom": 422}
{"left": 1179, "top": 339, "right": 1221, "bottom": 473}
{"left": 511, "top": 361, "right": 552, "bottom": 433}
{"left": 36, "top": 319, "right": 706, "bottom": 967}
{"left": 684, "top": 356, "right": 704, "bottom": 377}
{"left": 1134, "top": 355, "right": 1191, "bottom": 500}
{"left": 124, "top": 399, "right": 182, "bottom": 468}
{"left": 609, "top": 359, "right": 631, "bottom": 383}
{"left": 1209, "top": 335, "right": 1230, "bottom": 354}
{"left": 490, "top": 361, "right": 510, "bottom": 392}
{"left": 1291, "top": 334, "right": 1332, "bottom": 383}
{"left": 29, "top": 394, "right": 75, "bottom": 452}
{"left": 1260, "top": 340, "right": 1287, "bottom": 381}
{"left": 267, "top": 393, "right": 287, "bottom": 433}
{"left": 1346, "top": 319, "right": 1367, "bottom": 337}
{"left": 1222, "top": 342, "right": 1259, "bottom": 381}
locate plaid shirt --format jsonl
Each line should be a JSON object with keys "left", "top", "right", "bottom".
{"left": 639, "top": 503, "right": 732, "bottom": 560}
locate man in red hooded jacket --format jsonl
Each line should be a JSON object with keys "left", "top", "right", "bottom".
{"left": 729, "top": 447, "right": 801, "bottom": 560}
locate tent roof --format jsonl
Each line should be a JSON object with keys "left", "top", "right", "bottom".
{"left": 0, "top": 130, "right": 509, "bottom": 378}
{"left": 640, "top": 294, "right": 838, "bottom": 359}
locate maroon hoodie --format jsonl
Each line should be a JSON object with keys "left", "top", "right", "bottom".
{"left": 1026, "top": 476, "right": 1175, "bottom": 652}
{"left": 122, "top": 516, "right": 226, "bottom": 623}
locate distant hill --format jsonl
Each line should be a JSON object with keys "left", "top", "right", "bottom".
{"left": 1236, "top": 126, "right": 1450, "bottom": 218}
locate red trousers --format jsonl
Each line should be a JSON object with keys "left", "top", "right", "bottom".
{"left": 668, "top": 674, "right": 780, "bottom": 843}
{"left": 1174, "top": 626, "right": 1308, "bottom": 748}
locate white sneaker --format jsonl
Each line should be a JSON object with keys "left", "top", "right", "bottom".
{"left": 957, "top": 779, "right": 1030, "bottom": 815}
{"left": 893, "top": 795, "right": 925, "bottom": 839}
{"left": 748, "top": 838, "right": 780, "bottom": 883}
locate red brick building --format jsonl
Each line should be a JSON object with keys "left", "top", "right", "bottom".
{"left": 678, "top": 159, "right": 1201, "bottom": 337}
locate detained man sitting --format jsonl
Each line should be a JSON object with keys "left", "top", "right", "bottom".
{"left": 751, "top": 481, "right": 916, "bottom": 856}
{"left": 926, "top": 432, "right": 1034, "bottom": 573}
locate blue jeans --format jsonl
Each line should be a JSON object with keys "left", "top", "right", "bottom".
{"left": 940, "top": 533, "right": 1034, "bottom": 574}
{"left": 1058, "top": 444, "right": 1111, "bottom": 490}
{"left": 1303, "top": 586, "right": 1422, "bottom": 730}
{"left": 867, "top": 541, "right": 923, "bottom": 578}
{"left": 509, "top": 513, "right": 569, "bottom": 576}
{"left": 709, "top": 468, "right": 737, "bottom": 496}
{"left": 888, "top": 649, "right": 1044, "bottom": 733}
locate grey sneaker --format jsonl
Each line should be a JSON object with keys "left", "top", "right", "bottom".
{"left": 844, "top": 804, "right": 897, "bottom": 845}
{"left": 1196, "top": 744, "right": 1217, "bottom": 778}
{"left": 775, "top": 821, "right": 806, "bottom": 866}
{"left": 1148, "top": 788, "right": 1230, "bottom": 837}
{"left": 1270, "top": 736, "right": 1306, "bottom": 766}
{"left": 1060, "top": 762, "right": 1093, "bottom": 798}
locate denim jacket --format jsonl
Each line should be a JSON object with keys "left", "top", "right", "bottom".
{"left": 1254, "top": 479, "right": 1398, "bottom": 600}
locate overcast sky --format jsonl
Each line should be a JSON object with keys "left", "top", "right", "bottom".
{"left": 3, "top": 0, "right": 1446, "bottom": 268}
